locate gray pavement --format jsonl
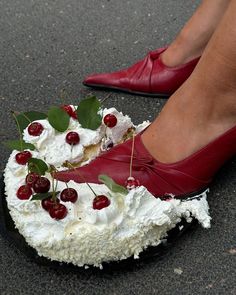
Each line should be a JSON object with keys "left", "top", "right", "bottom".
{"left": 0, "top": 0, "right": 236, "bottom": 294}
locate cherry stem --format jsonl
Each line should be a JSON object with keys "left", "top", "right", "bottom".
{"left": 65, "top": 182, "right": 72, "bottom": 196}
{"left": 52, "top": 177, "right": 56, "bottom": 201}
{"left": 21, "top": 112, "right": 32, "bottom": 124}
{"left": 83, "top": 179, "right": 97, "bottom": 198}
{"left": 11, "top": 111, "right": 23, "bottom": 151}
{"left": 51, "top": 171, "right": 57, "bottom": 202}
{"left": 28, "top": 162, "right": 41, "bottom": 176}
{"left": 100, "top": 93, "right": 112, "bottom": 104}
{"left": 59, "top": 88, "right": 67, "bottom": 105}
{"left": 66, "top": 161, "right": 97, "bottom": 197}
{"left": 103, "top": 125, "right": 108, "bottom": 141}
{"left": 129, "top": 134, "right": 135, "bottom": 178}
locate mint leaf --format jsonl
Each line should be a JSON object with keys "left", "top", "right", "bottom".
{"left": 3, "top": 140, "right": 35, "bottom": 151}
{"left": 76, "top": 96, "right": 102, "bottom": 130}
{"left": 31, "top": 191, "right": 60, "bottom": 201}
{"left": 28, "top": 158, "right": 48, "bottom": 175}
{"left": 16, "top": 111, "right": 47, "bottom": 132}
{"left": 48, "top": 106, "right": 70, "bottom": 132}
{"left": 98, "top": 174, "right": 128, "bottom": 195}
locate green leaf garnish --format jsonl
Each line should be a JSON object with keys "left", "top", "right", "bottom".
{"left": 76, "top": 96, "right": 102, "bottom": 130}
{"left": 31, "top": 191, "right": 60, "bottom": 201}
{"left": 16, "top": 111, "right": 47, "bottom": 133}
{"left": 48, "top": 106, "right": 70, "bottom": 132}
{"left": 28, "top": 158, "right": 48, "bottom": 175}
{"left": 3, "top": 140, "right": 35, "bottom": 151}
{"left": 98, "top": 174, "right": 128, "bottom": 195}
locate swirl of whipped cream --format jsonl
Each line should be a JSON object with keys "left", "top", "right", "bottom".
{"left": 42, "top": 126, "right": 103, "bottom": 166}
{"left": 23, "top": 120, "right": 55, "bottom": 149}
{"left": 64, "top": 182, "right": 123, "bottom": 226}
{"left": 7, "top": 150, "right": 39, "bottom": 177}
{"left": 83, "top": 198, "right": 122, "bottom": 226}
{"left": 102, "top": 108, "right": 134, "bottom": 144}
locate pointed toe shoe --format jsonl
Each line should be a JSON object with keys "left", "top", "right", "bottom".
{"left": 83, "top": 47, "right": 200, "bottom": 97}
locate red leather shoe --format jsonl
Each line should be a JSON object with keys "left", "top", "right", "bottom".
{"left": 55, "top": 125, "right": 236, "bottom": 199}
{"left": 83, "top": 47, "right": 200, "bottom": 98}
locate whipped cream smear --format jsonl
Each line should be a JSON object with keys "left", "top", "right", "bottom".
{"left": 4, "top": 107, "right": 211, "bottom": 268}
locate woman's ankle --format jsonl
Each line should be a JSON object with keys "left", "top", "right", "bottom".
{"left": 161, "top": 28, "right": 205, "bottom": 67}
{"left": 161, "top": 0, "right": 231, "bottom": 68}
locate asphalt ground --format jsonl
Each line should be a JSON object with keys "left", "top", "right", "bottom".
{"left": 0, "top": 0, "right": 235, "bottom": 294}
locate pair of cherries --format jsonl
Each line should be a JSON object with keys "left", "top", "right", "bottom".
{"left": 62, "top": 105, "right": 80, "bottom": 145}
{"left": 17, "top": 174, "right": 50, "bottom": 200}
{"left": 63, "top": 105, "right": 118, "bottom": 129}
{"left": 17, "top": 173, "right": 50, "bottom": 199}
{"left": 27, "top": 115, "right": 81, "bottom": 146}
{"left": 65, "top": 113, "right": 118, "bottom": 146}
{"left": 42, "top": 187, "right": 78, "bottom": 220}
{"left": 14, "top": 120, "right": 41, "bottom": 164}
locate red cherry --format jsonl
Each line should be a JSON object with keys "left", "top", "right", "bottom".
{"left": 125, "top": 177, "right": 140, "bottom": 190}
{"left": 103, "top": 114, "right": 117, "bottom": 128}
{"left": 15, "top": 151, "right": 32, "bottom": 165}
{"left": 60, "top": 188, "right": 78, "bottom": 203}
{"left": 28, "top": 122, "right": 44, "bottom": 136}
{"left": 25, "top": 172, "right": 40, "bottom": 187}
{"left": 17, "top": 185, "right": 32, "bottom": 200}
{"left": 41, "top": 197, "right": 59, "bottom": 211}
{"left": 61, "top": 105, "right": 77, "bottom": 119}
{"left": 33, "top": 177, "right": 50, "bottom": 193}
{"left": 66, "top": 132, "right": 80, "bottom": 145}
{"left": 49, "top": 203, "right": 68, "bottom": 220}
{"left": 93, "top": 195, "right": 110, "bottom": 210}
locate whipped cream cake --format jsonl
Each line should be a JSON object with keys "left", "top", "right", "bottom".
{"left": 4, "top": 101, "right": 211, "bottom": 268}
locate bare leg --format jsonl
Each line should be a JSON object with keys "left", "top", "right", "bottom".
{"left": 142, "top": 0, "right": 236, "bottom": 163}
{"left": 161, "top": 0, "right": 231, "bottom": 67}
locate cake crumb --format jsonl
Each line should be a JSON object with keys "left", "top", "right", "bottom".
{"left": 174, "top": 268, "right": 183, "bottom": 275}
{"left": 228, "top": 248, "right": 236, "bottom": 255}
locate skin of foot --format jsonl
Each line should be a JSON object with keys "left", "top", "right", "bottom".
{"left": 142, "top": 0, "right": 236, "bottom": 164}
{"left": 161, "top": 0, "right": 231, "bottom": 67}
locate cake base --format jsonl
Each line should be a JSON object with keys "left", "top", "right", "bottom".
{"left": 0, "top": 176, "right": 198, "bottom": 272}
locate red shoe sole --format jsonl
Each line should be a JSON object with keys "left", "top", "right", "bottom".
{"left": 83, "top": 82, "right": 170, "bottom": 98}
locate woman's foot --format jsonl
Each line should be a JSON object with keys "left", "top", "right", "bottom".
{"left": 84, "top": 0, "right": 230, "bottom": 97}
{"left": 54, "top": 120, "right": 236, "bottom": 198}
